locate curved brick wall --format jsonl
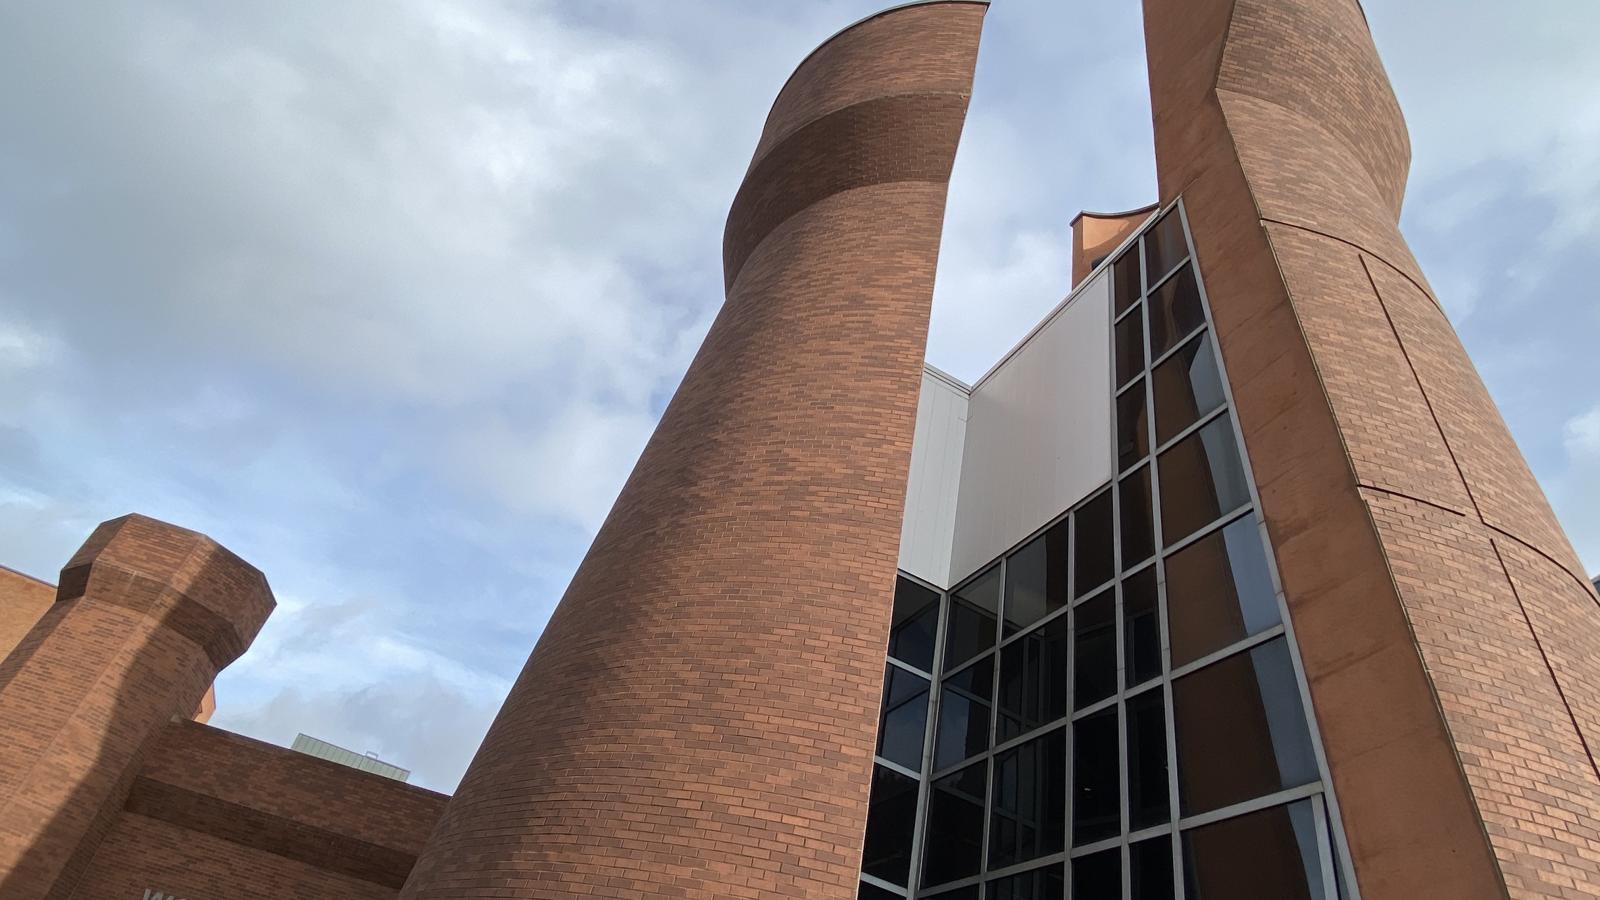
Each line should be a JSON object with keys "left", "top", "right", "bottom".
{"left": 399, "top": 4, "right": 986, "bottom": 898}
{"left": 1145, "top": 0, "right": 1600, "bottom": 896}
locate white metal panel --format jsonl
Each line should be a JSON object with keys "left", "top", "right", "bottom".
{"left": 947, "top": 272, "right": 1114, "bottom": 584}
{"left": 897, "top": 367, "right": 969, "bottom": 587}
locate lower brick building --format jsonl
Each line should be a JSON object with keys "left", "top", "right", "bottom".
{"left": 2, "top": 1, "right": 1598, "bottom": 898}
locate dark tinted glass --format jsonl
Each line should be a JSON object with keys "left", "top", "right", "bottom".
{"left": 927, "top": 887, "right": 980, "bottom": 900}
{"left": 997, "top": 616, "right": 1069, "bottom": 741}
{"left": 1127, "top": 688, "right": 1170, "bottom": 830}
{"left": 1116, "top": 306, "right": 1146, "bottom": 387}
{"left": 1114, "top": 249, "right": 1142, "bottom": 316}
{"left": 862, "top": 765, "right": 919, "bottom": 884}
{"left": 923, "top": 762, "right": 988, "bottom": 886}
{"left": 935, "top": 655, "right": 994, "bottom": 770}
{"left": 1123, "top": 568, "right": 1161, "bottom": 687}
{"left": 945, "top": 565, "right": 1001, "bottom": 669}
{"left": 1174, "top": 639, "right": 1318, "bottom": 815}
{"left": 1074, "top": 591, "right": 1117, "bottom": 709}
{"left": 1004, "top": 520, "right": 1068, "bottom": 636}
{"left": 1158, "top": 414, "right": 1249, "bottom": 544}
{"left": 1075, "top": 490, "right": 1114, "bottom": 595}
{"left": 1118, "top": 380, "right": 1150, "bottom": 471}
{"left": 1183, "top": 799, "right": 1324, "bottom": 900}
{"left": 889, "top": 576, "right": 941, "bottom": 672}
{"left": 1132, "top": 837, "right": 1176, "bottom": 900}
{"left": 1166, "top": 514, "right": 1281, "bottom": 667}
{"left": 990, "top": 728, "right": 1066, "bottom": 868}
{"left": 1152, "top": 333, "right": 1225, "bottom": 445}
{"left": 1148, "top": 266, "right": 1204, "bottom": 357}
{"left": 1073, "top": 848, "right": 1121, "bottom": 899}
{"left": 1072, "top": 708, "right": 1120, "bottom": 844}
{"left": 988, "top": 865, "right": 1065, "bottom": 900}
{"left": 877, "top": 665, "right": 930, "bottom": 770}
{"left": 1144, "top": 210, "right": 1188, "bottom": 285}
{"left": 1120, "top": 465, "right": 1155, "bottom": 569}
{"left": 857, "top": 882, "right": 899, "bottom": 900}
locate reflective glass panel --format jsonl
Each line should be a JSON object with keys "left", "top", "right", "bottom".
{"left": 945, "top": 565, "right": 1001, "bottom": 670}
{"left": 862, "top": 765, "right": 919, "bottom": 884}
{"left": 1116, "top": 305, "right": 1146, "bottom": 387}
{"left": 988, "top": 864, "right": 1065, "bottom": 900}
{"left": 877, "top": 665, "right": 930, "bottom": 771}
{"left": 1072, "top": 707, "right": 1120, "bottom": 844}
{"left": 997, "top": 616, "right": 1069, "bottom": 742}
{"left": 923, "top": 761, "right": 988, "bottom": 886}
{"left": 1127, "top": 688, "right": 1170, "bottom": 830}
{"left": 1120, "top": 465, "right": 1155, "bottom": 569}
{"left": 1152, "top": 333, "right": 1225, "bottom": 445}
{"left": 1183, "top": 799, "right": 1326, "bottom": 900}
{"left": 990, "top": 728, "right": 1066, "bottom": 868}
{"left": 935, "top": 655, "right": 994, "bottom": 771}
{"left": 889, "top": 576, "right": 941, "bottom": 672}
{"left": 1074, "top": 591, "right": 1117, "bottom": 710}
{"left": 1114, "top": 249, "right": 1142, "bottom": 316}
{"left": 1166, "top": 514, "right": 1281, "bottom": 668}
{"left": 1131, "top": 837, "right": 1176, "bottom": 900}
{"left": 858, "top": 882, "right": 899, "bottom": 900}
{"left": 1072, "top": 848, "right": 1121, "bottom": 899}
{"left": 1173, "top": 639, "right": 1318, "bottom": 815}
{"left": 1118, "top": 380, "right": 1150, "bottom": 472}
{"left": 1075, "top": 490, "right": 1114, "bottom": 595}
{"left": 1145, "top": 210, "right": 1188, "bottom": 286}
{"left": 926, "top": 887, "right": 979, "bottom": 900}
{"left": 1148, "top": 266, "right": 1204, "bottom": 358}
{"left": 1157, "top": 414, "right": 1249, "bottom": 544}
{"left": 1003, "top": 520, "right": 1068, "bottom": 636}
{"left": 1123, "top": 568, "right": 1161, "bottom": 688}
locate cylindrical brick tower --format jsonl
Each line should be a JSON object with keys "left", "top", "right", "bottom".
{"left": 399, "top": 3, "right": 987, "bottom": 898}
{"left": 1144, "top": 0, "right": 1600, "bottom": 896}
{"left": 0, "top": 514, "right": 274, "bottom": 899}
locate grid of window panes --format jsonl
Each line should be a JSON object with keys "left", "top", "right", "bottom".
{"left": 859, "top": 203, "right": 1350, "bottom": 899}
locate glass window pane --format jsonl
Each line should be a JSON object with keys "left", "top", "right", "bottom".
{"left": 1120, "top": 465, "right": 1155, "bottom": 569}
{"left": 1149, "top": 265, "right": 1204, "bottom": 358}
{"left": 1131, "top": 837, "right": 1176, "bottom": 900}
{"left": 878, "top": 666, "right": 930, "bottom": 770}
{"left": 1075, "top": 490, "right": 1114, "bottom": 595}
{"left": 858, "top": 882, "right": 900, "bottom": 900}
{"left": 990, "top": 728, "right": 1066, "bottom": 869}
{"left": 1118, "top": 380, "right": 1150, "bottom": 472}
{"left": 1173, "top": 639, "right": 1319, "bottom": 816}
{"left": 988, "top": 864, "right": 1065, "bottom": 900}
{"left": 1116, "top": 306, "right": 1146, "bottom": 387}
{"left": 1123, "top": 569, "right": 1161, "bottom": 688}
{"left": 890, "top": 576, "right": 941, "bottom": 672}
{"left": 1166, "top": 514, "right": 1281, "bottom": 668}
{"left": 945, "top": 565, "right": 1001, "bottom": 669}
{"left": 935, "top": 655, "right": 994, "bottom": 770}
{"left": 922, "top": 761, "right": 988, "bottom": 887}
{"left": 1072, "top": 707, "right": 1120, "bottom": 845}
{"left": 1127, "top": 688, "right": 1170, "bottom": 830}
{"left": 1145, "top": 210, "right": 1188, "bottom": 286}
{"left": 862, "top": 765, "right": 919, "bottom": 885}
{"left": 1157, "top": 414, "right": 1250, "bottom": 544}
{"left": 1074, "top": 591, "right": 1117, "bottom": 710}
{"left": 1072, "top": 848, "right": 1121, "bottom": 899}
{"left": 925, "top": 887, "right": 979, "bottom": 900}
{"left": 998, "top": 616, "right": 1069, "bottom": 741}
{"left": 1114, "top": 249, "right": 1142, "bottom": 316}
{"left": 1004, "top": 520, "right": 1069, "bottom": 636}
{"left": 1183, "top": 799, "right": 1326, "bottom": 900}
{"left": 1153, "top": 333, "right": 1225, "bottom": 445}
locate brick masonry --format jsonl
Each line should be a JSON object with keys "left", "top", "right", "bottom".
{"left": 1144, "top": 0, "right": 1600, "bottom": 896}
{"left": 396, "top": 4, "right": 986, "bottom": 898}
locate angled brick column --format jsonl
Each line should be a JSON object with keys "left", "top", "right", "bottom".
{"left": 0, "top": 514, "right": 273, "bottom": 899}
{"left": 400, "top": 4, "right": 986, "bottom": 897}
{"left": 1144, "top": 0, "right": 1600, "bottom": 896}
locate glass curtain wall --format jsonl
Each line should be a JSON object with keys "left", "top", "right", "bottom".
{"left": 860, "top": 202, "right": 1351, "bottom": 899}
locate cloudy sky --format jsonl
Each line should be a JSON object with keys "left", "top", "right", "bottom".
{"left": 1, "top": 1, "right": 1595, "bottom": 792}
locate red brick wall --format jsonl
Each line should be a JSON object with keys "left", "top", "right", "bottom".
{"left": 1144, "top": 0, "right": 1600, "bottom": 896}
{"left": 399, "top": 4, "right": 986, "bottom": 897}
{"left": 0, "top": 566, "right": 53, "bottom": 662}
